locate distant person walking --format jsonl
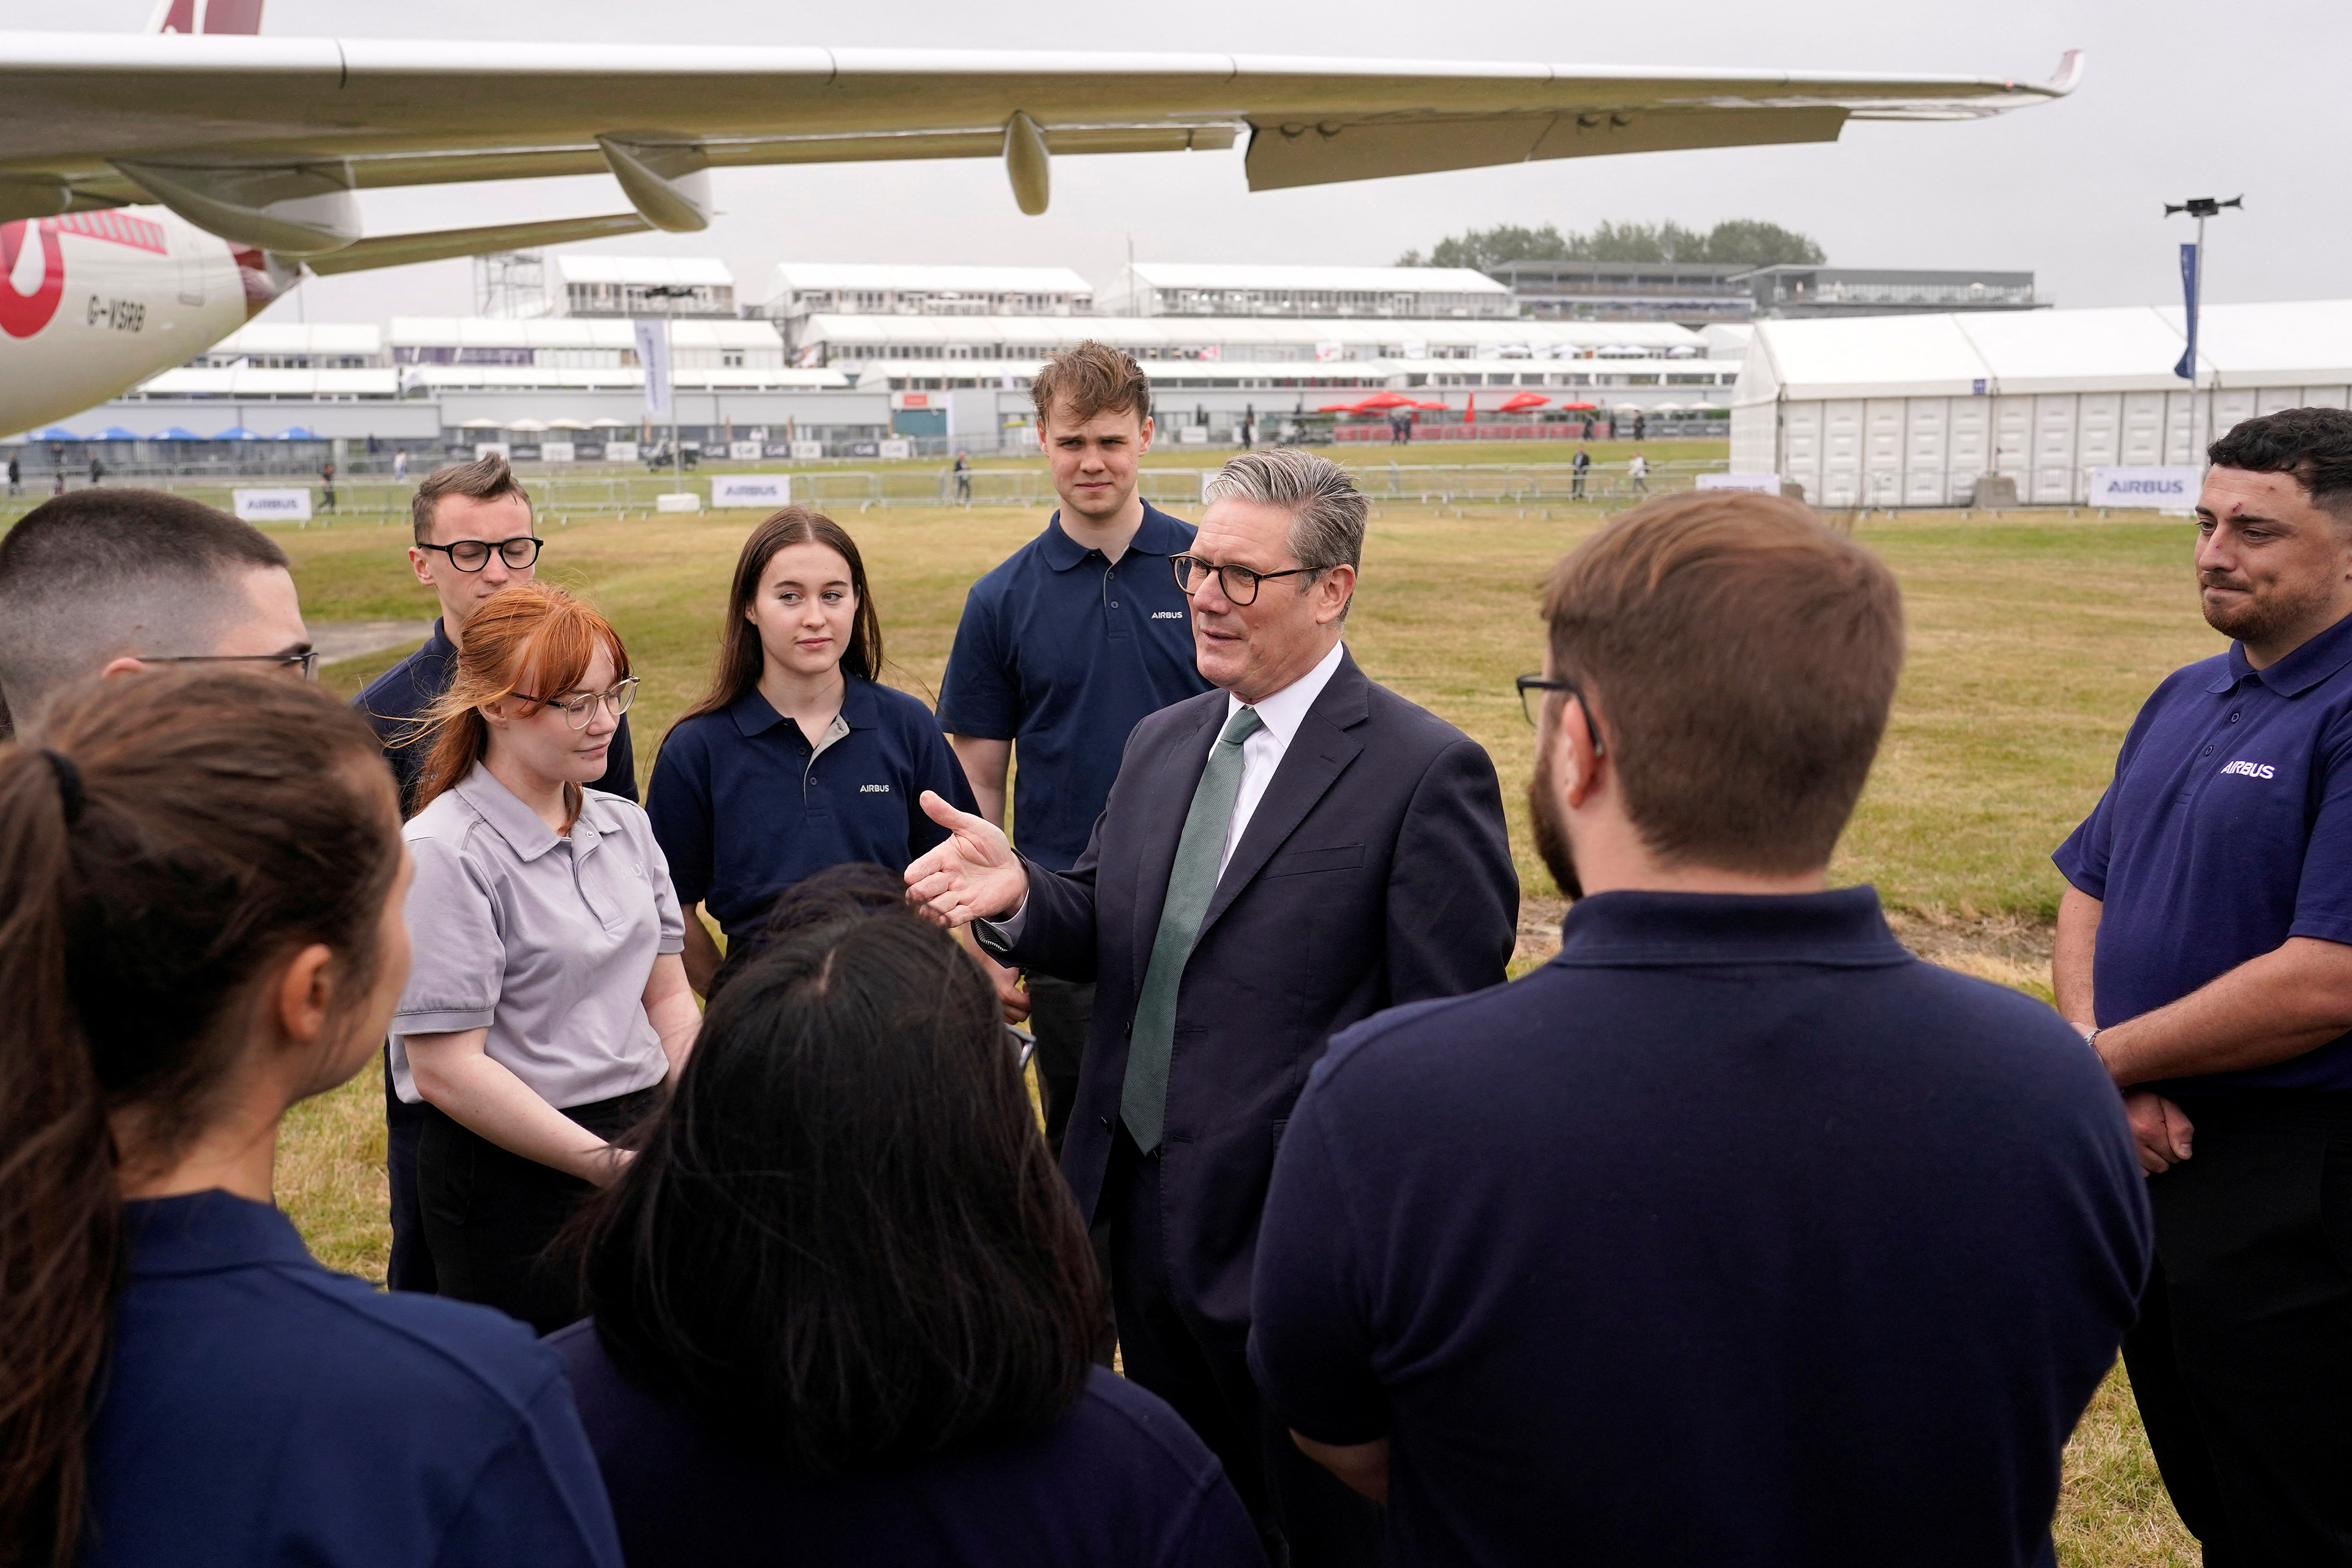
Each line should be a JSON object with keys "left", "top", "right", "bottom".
{"left": 954, "top": 450, "right": 972, "bottom": 504}
{"left": 5, "top": 453, "right": 18, "bottom": 495}
{"left": 2054, "top": 408, "right": 2352, "bottom": 1562}
{"left": 394, "top": 447, "right": 410, "bottom": 482}
{"left": 1628, "top": 451, "right": 1649, "bottom": 494}
{"left": 87, "top": 454, "right": 102, "bottom": 487}
{"left": 1633, "top": 410, "right": 1648, "bottom": 442}
{"left": 321, "top": 459, "right": 337, "bottom": 513}
{"left": 1572, "top": 445, "right": 1590, "bottom": 500}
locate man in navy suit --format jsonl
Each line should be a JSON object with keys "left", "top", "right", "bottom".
{"left": 907, "top": 449, "right": 1517, "bottom": 1566}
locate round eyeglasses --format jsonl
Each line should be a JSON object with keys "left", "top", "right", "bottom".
{"left": 513, "top": 676, "right": 640, "bottom": 729}
{"left": 1170, "top": 553, "right": 1320, "bottom": 608}
{"left": 421, "top": 536, "right": 543, "bottom": 573}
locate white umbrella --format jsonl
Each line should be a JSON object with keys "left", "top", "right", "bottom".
{"left": 545, "top": 417, "right": 591, "bottom": 430}
{"left": 506, "top": 419, "right": 550, "bottom": 433}
{"left": 458, "top": 417, "right": 504, "bottom": 430}
{"left": 590, "top": 417, "right": 633, "bottom": 429}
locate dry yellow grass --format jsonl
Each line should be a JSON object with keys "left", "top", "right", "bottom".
{"left": 272, "top": 498, "right": 2211, "bottom": 1565}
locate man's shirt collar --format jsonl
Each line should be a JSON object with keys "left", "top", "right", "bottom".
{"left": 1040, "top": 503, "right": 1190, "bottom": 571}
{"left": 2212, "top": 609, "right": 2352, "bottom": 697}
{"left": 1227, "top": 639, "right": 1347, "bottom": 750}
{"left": 1554, "top": 885, "right": 1909, "bottom": 969}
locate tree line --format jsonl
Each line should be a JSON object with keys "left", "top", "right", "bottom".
{"left": 1398, "top": 220, "right": 1825, "bottom": 271}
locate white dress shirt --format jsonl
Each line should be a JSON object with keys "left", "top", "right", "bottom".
{"left": 1216, "top": 639, "right": 1346, "bottom": 879}
{"left": 980, "top": 639, "right": 1347, "bottom": 941}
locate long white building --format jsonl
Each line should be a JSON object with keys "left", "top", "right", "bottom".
{"left": 1108, "top": 262, "right": 1514, "bottom": 320}
{"left": 1733, "top": 300, "right": 2352, "bottom": 507}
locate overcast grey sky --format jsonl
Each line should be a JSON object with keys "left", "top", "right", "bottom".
{"left": 6, "top": 0, "right": 2343, "bottom": 324}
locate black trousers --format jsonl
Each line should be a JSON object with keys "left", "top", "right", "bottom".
{"left": 417, "top": 1087, "right": 661, "bottom": 1334}
{"left": 1106, "top": 1129, "right": 1383, "bottom": 1568}
{"left": 1025, "top": 975, "right": 1093, "bottom": 1160}
{"left": 2123, "top": 1091, "right": 2352, "bottom": 1566}
{"left": 383, "top": 1053, "right": 436, "bottom": 1294}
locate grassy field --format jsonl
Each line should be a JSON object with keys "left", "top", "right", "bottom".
{"left": 272, "top": 495, "right": 2215, "bottom": 1567}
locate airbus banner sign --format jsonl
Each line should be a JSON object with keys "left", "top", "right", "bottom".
{"left": 2089, "top": 466, "right": 2201, "bottom": 512}
{"left": 1696, "top": 473, "right": 1783, "bottom": 496}
{"left": 233, "top": 487, "right": 311, "bottom": 522}
{"left": 711, "top": 474, "right": 793, "bottom": 509}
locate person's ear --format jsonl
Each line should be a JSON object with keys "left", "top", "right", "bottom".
{"left": 1556, "top": 696, "right": 1605, "bottom": 809}
{"left": 1137, "top": 415, "right": 1154, "bottom": 454}
{"left": 270, "top": 942, "right": 337, "bottom": 1053}
{"left": 407, "top": 547, "right": 435, "bottom": 588}
{"left": 1314, "top": 564, "right": 1356, "bottom": 625}
{"left": 98, "top": 656, "right": 146, "bottom": 679}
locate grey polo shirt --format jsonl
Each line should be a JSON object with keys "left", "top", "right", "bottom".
{"left": 391, "top": 763, "right": 686, "bottom": 1109}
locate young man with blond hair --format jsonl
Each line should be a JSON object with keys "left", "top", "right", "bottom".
{"left": 937, "top": 341, "right": 1213, "bottom": 1152}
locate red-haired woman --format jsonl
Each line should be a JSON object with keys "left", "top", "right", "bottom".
{"left": 647, "top": 506, "right": 975, "bottom": 994}
{"left": 394, "top": 582, "right": 698, "bottom": 1332}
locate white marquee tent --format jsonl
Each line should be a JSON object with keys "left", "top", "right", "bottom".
{"left": 1731, "top": 300, "right": 2352, "bottom": 507}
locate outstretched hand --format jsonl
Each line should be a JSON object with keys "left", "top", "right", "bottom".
{"left": 905, "top": 791, "right": 1029, "bottom": 929}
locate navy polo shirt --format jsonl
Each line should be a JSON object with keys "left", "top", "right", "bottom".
{"left": 2055, "top": 611, "right": 2352, "bottom": 1092}
{"left": 86, "top": 1190, "right": 622, "bottom": 1568}
{"left": 1251, "top": 888, "right": 2150, "bottom": 1568}
{"left": 551, "top": 1326, "right": 1263, "bottom": 1568}
{"left": 646, "top": 676, "right": 976, "bottom": 943}
{"left": 937, "top": 504, "right": 1212, "bottom": 870}
{"left": 356, "top": 617, "right": 637, "bottom": 814}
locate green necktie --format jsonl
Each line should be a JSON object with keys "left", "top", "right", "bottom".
{"left": 1122, "top": 704, "right": 1264, "bottom": 1155}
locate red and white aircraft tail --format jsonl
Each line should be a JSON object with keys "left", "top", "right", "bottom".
{"left": 146, "top": 0, "right": 264, "bottom": 34}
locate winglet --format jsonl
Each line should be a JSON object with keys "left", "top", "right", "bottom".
{"left": 147, "top": 0, "right": 266, "bottom": 34}
{"left": 2046, "top": 49, "right": 2086, "bottom": 97}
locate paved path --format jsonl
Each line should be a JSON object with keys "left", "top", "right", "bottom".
{"left": 314, "top": 620, "right": 432, "bottom": 665}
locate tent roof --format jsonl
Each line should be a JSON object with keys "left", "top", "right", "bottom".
{"left": 1741, "top": 299, "right": 2352, "bottom": 403}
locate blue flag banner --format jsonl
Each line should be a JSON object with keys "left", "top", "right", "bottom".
{"left": 2174, "top": 242, "right": 2200, "bottom": 382}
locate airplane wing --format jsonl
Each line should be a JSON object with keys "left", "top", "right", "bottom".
{"left": 0, "top": 34, "right": 2083, "bottom": 251}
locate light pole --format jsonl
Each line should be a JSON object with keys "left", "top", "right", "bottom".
{"left": 642, "top": 283, "right": 696, "bottom": 493}
{"left": 2164, "top": 195, "right": 2242, "bottom": 459}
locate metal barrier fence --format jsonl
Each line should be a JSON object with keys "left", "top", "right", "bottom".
{"left": 0, "top": 460, "right": 1728, "bottom": 529}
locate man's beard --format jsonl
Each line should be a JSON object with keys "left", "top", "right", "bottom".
{"left": 2202, "top": 571, "right": 2332, "bottom": 646}
{"left": 1528, "top": 741, "right": 1581, "bottom": 901}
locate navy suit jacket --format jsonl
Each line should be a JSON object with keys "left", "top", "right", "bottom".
{"left": 1002, "top": 648, "right": 1518, "bottom": 1343}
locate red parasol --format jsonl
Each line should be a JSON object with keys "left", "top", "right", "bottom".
{"left": 1498, "top": 393, "right": 1550, "bottom": 413}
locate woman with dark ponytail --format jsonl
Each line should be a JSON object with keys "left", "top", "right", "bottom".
{"left": 0, "top": 669, "right": 621, "bottom": 1568}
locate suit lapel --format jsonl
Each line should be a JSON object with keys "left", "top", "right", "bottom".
{"left": 1194, "top": 655, "right": 1369, "bottom": 942}
{"left": 1131, "top": 699, "right": 1225, "bottom": 983}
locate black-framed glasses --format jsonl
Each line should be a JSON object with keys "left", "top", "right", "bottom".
{"left": 1170, "top": 553, "right": 1320, "bottom": 608}
{"left": 142, "top": 649, "right": 321, "bottom": 682}
{"left": 421, "top": 536, "right": 543, "bottom": 572}
{"left": 1516, "top": 674, "right": 1605, "bottom": 755}
{"left": 512, "top": 677, "right": 639, "bottom": 729}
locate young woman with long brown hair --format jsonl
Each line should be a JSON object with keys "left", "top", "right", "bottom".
{"left": 645, "top": 505, "right": 974, "bottom": 993}
{"left": 394, "top": 581, "right": 697, "bottom": 1333}
{"left": 0, "top": 669, "right": 621, "bottom": 1568}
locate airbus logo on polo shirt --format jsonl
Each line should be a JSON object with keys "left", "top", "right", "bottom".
{"left": 1152, "top": 611, "right": 1185, "bottom": 619}
{"left": 2219, "top": 760, "right": 2278, "bottom": 779}
{"left": 859, "top": 783, "right": 892, "bottom": 793}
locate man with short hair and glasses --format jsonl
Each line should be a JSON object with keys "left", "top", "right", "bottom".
{"left": 0, "top": 488, "right": 314, "bottom": 743}
{"left": 356, "top": 451, "right": 638, "bottom": 1297}
{"left": 911, "top": 447, "right": 1516, "bottom": 1567}
{"left": 1251, "top": 490, "right": 2148, "bottom": 1565}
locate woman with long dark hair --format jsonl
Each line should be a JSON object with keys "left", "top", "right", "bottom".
{"left": 646, "top": 506, "right": 975, "bottom": 994}
{"left": 0, "top": 670, "right": 621, "bottom": 1568}
{"left": 396, "top": 581, "right": 697, "bottom": 1332}
{"left": 554, "top": 863, "right": 1262, "bottom": 1567}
